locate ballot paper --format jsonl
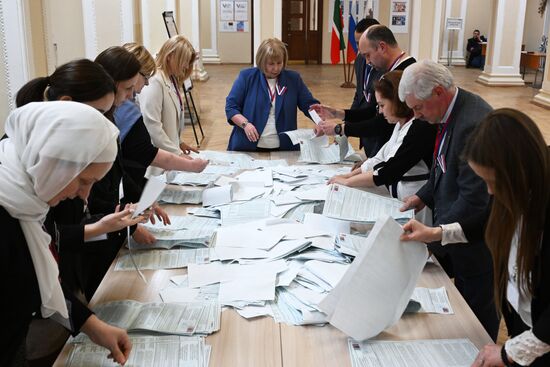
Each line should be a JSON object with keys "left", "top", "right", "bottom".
{"left": 295, "top": 135, "right": 360, "bottom": 164}
{"left": 347, "top": 338, "right": 478, "bottom": 367}
{"left": 283, "top": 202, "right": 318, "bottom": 221}
{"left": 92, "top": 300, "right": 216, "bottom": 336}
{"left": 187, "top": 207, "right": 221, "bottom": 218}
{"left": 159, "top": 186, "right": 204, "bottom": 204}
{"left": 411, "top": 287, "right": 454, "bottom": 314}
{"left": 270, "top": 288, "right": 327, "bottom": 325}
{"left": 235, "top": 168, "right": 273, "bottom": 187}
{"left": 335, "top": 233, "right": 371, "bottom": 257}
{"left": 319, "top": 216, "right": 428, "bottom": 340}
{"left": 114, "top": 248, "right": 211, "bottom": 271}
{"left": 309, "top": 109, "right": 323, "bottom": 125}
{"left": 67, "top": 335, "right": 210, "bottom": 367}
{"left": 218, "top": 275, "right": 277, "bottom": 304}
{"left": 303, "top": 212, "right": 350, "bottom": 235}
{"left": 169, "top": 172, "right": 221, "bottom": 186}
{"left": 281, "top": 128, "right": 316, "bottom": 145}
{"left": 202, "top": 185, "right": 232, "bottom": 206}
{"left": 215, "top": 225, "right": 284, "bottom": 250}
{"left": 141, "top": 215, "right": 218, "bottom": 234}
{"left": 323, "top": 184, "right": 415, "bottom": 223}
{"left": 133, "top": 175, "right": 166, "bottom": 218}
{"left": 219, "top": 198, "right": 271, "bottom": 226}
{"left": 231, "top": 182, "right": 267, "bottom": 202}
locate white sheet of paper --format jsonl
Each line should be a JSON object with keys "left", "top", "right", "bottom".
{"left": 281, "top": 129, "right": 316, "bottom": 145}
{"left": 235, "top": 168, "right": 273, "bottom": 187}
{"left": 215, "top": 226, "right": 284, "bottom": 250}
{"left": 319, "top": 216, "right": 428, "bottom": 340}
{"left": 236, "top": 305, "right": 274, "bottom": 319}
{"left": 133, "top": 175, "right": 167, "bottom": 218}
{"left": 294, "top": 185, "right": 330, "bottom": 201}
{"left": 304, "top": 260, "right": 350, "bottom": 289}
{"left": 303, "top": 212, "right": 350, "bottom": 235}
{"left": 160, "top": 287, "right": 201, "bottom": 303}
{"left": 323, "top": 184, "right": 415, "bottom": 223}
{"left": 218, "top": 275, "right": 277, "bottom": 304}
{"left": 232, "top": 182, "right": 267, "bottom": 201}
{"left": 202, "top": 185, "right": 232, "bottom": 207}
{"left": 411, "top": 287, "right": 454, "bottom": 314}
{"left": 308, "top": 109, "right": 323, "bottom": 125}
{"left": 347, "top": 338, "right": 479, "bottom": 367}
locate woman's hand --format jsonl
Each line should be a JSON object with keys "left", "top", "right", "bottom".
{"left": 179, "top": 141, "right": 199, "bottom": 154}
{"left": 470, "top": 344, "right": 507, "bottom": 367}
{"left": 327, "top": 175, "right": 349, "bottom": 185}
{"left": 244, "top": 123, "right": 260, "bottom": 142}
{"left": 400, "top": 219, "right": 442, "bottom": 243}
{"left": 85, "top": 205, "right": 147, "bottom": 241}
{"left": 150, "top": 202, "right": 171, "bottom": 225}
{"left": 190, "top": 158, "right": 209, "bottom": 173}
{"left": 80, "top": 315, "right": 132, "bottom": 365}
{"left": 309, "top": 104, "right": 345, "bottom": 120}
{"left": 131, "top": 225, "right": 156, "bottom": 245}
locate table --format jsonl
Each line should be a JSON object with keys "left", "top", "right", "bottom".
{"left": 521, "top": 51, "right": 546, "bottom": 87}
{"left": 54, "top": 151, "right": 492, "bottom": 367}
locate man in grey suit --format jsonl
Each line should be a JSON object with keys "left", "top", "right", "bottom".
{"left": 399, "top": 60, "right": 499, "bottom": 340}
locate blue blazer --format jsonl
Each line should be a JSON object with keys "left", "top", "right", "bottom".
{"left": 225, "top": 67, "right": 319, "bottom": 151}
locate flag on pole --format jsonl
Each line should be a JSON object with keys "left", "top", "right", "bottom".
{"left": 347, "top": 1, "right": 358, "bottom": 63}
{"left": 331, "top": 0, "right": 346, "bottom": 64}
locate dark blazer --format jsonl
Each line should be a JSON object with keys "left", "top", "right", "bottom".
{"left": 0, "top": 206, "right": 92, "bottom": 366}
{"left": 351, "top": 54, "right": 369, "bottom": 110}
{"left": 225, "top": 67, "right": 319, "bottom": 151}
{"left": 416, "top": 88, "right": 494, "bottom": 276}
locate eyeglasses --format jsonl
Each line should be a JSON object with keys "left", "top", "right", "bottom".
{"left": 139, "top": 71, "right": 151, "bottom": 82}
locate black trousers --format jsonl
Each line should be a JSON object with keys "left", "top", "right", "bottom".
{"left": 435, "top": 252, "right": 500, "bottom": 341}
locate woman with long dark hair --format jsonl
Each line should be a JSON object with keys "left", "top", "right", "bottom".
{"left": 401, "top": 108, "right": 550, "bottom": 366}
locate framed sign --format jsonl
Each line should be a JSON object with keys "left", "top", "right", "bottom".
{"left": 446, "top": 17, "right": 463, "bottom": 30}
{"left": 162, "top": 11, "right": 179, "bottom": 37}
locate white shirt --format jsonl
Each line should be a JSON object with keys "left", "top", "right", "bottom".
{"left": 257, "top": 78, "right": 280, "bottom": 149}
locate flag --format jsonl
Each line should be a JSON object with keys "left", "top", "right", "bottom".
{"left": 331, "top": 0, "right": 346, "bottom": 64}
{"left": 347, "top": 1, "right": 358, "bottom": 63}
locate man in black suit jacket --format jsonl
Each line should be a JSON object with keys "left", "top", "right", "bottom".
{"left": 313, "top": 25, "right": 415, "bottom": 157}
{"left": 350, "top": 18, "right": 379, "bottom": 156}
{"left": 466, "top": 29, "right": 487, "bottom": 68}
{"left": 399, "top": 60, "right": 499, "bottom": 340}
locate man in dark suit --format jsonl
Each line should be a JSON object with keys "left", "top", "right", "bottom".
{"left": 313, "top": 25, "right": 416, "bottom": 157}
{"left": 350, "top": 18, "right": 380, "bottom": 157}
{"left": 466, "top": 29, "right": 487, "bottom": 68}
{"left": 399, "top": 60, "right": 499, "bottom": 341}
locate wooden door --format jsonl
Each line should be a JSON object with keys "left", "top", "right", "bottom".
{"left": 282, "top": 0, "right": 323, "bottom": 64}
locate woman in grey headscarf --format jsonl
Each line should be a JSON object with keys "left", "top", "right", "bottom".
{"left": 0, "top": 101, "right": 132, "bottom": 366}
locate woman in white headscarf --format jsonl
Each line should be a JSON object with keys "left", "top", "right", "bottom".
{"left": 0, "top": 101, "right": 132, "bottom": 366}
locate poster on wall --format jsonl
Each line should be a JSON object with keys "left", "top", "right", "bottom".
{"left": 220, "top": 0, "right": 234, "bottom": 21}
{"left": 234, "top": 1, "right": 248, "bottom": 21}
{"left": 389, "top": 0, "right": 409, "bottom": 34}
{"left": 220, "top": 21, "right": 249, "bottom": 32}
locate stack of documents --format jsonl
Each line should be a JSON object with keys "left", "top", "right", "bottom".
{"left": 281, "top": 130, "right": 361, "bottom": 164}
{"left": 335, "top": 233, "right": 371, "bottom": 257}
{"left": 347, "top": 338, "right": 478, "bottom": 367}
{"left": 323, "top": 184, "right": 415, "bottom": 223}
{"left": 114, "top": 248, "right": 211, "bottom": 271}
{"left": 93, "top": 300, "right": 220, "bottom": 335}
{"left": 67, "top": 335, "right": 210, "bottom": 367}
{"left": 319, "top": 216, "right": 428, "bottom": 340}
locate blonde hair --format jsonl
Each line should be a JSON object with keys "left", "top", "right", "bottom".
{"left": 156, "top": 35, "right": 196, "bottom": 83}
{"left": 255, "top": 38, "right": 288, "bottom": 74}
{"left": 123, "top": 42, "right": 156, "bottom": 77}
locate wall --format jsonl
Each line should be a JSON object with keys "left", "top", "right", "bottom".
{"left": 523, "top": 0, "right": 545, "bottom": 51}
{"left": 28, "top": 0, "right": 47, "bottom": 77}
{"left": 96, "top": 0, "right": 124, "bottom": 52}
{"left": 217, "top": 0, "right": 252, "bottom": 63}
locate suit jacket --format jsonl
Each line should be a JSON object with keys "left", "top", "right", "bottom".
{"left": 351, "top": 54, "right": 369, "bottom": 110}
{"left": 416, "top": 88, "right": 493, "bottom": 276}
{"left": 139, "top": 71, "right": 184, "bottom": 155}
{"left": 225, "top": 67, "right": 319, "bottom": 151}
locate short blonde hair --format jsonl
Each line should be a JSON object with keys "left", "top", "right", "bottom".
{"left": 122, "top": 42, "right": 156, "bottom": 77}
{"left": 256, "top": 38, "right": 288, "bottom": 74}
{"left": 156, "top": 35, "right": 196, "bottom": 82}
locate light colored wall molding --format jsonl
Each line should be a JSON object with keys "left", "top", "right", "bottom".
{"left": 274, "top": 0, "right": 282, "bottom": 39}
{"left": 81, "top": 0, "right": 98, "bottom": 59}
{"left": 120, "top": 0, "right": 134, "bottom": 43}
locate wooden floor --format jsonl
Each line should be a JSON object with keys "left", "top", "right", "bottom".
{"left": 183, "top": 64, "right": 550, "bottom": 150}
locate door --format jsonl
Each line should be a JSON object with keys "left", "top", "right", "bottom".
{"left": 282, "top": 0, "right": 323, "bottom": 64}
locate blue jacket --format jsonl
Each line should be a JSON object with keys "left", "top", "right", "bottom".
{"left": 225, "top": 67, "right": 319, "bottom": 151}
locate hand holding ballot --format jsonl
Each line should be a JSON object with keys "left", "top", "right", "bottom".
{"left": 400, "top": 219, "right": 443, "bottom": 243}
{"left": 400, "top": 194, "right": 426, "bottom": 213}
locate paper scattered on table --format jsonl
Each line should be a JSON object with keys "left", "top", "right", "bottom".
{"left": 323, "top": 184, "right": 414, "bottom": 223}
{"left": 202, "top": 185, "right": 232, "bottom": 207}
{"left": 335, "top": 233, "right": 370, "bottom": 257}
{"left": 347, "top": 338, "right": 478, "bottom": 367}
{"left": 158, "top": 186, "right": 204, "bottom": 204}
{"left": 319, "top": 216, "right": 428, "bottom": 340}
{"left": 411, "top": 287, "right": 454, "bottom": 314}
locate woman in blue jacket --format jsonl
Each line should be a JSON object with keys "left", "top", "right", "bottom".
{"left": 225, "top": 38, "right": 320, "bottom": 151}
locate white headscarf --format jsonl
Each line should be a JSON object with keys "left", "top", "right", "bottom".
{"left": 0, "top": 101, "right": 119, "bottom": 319}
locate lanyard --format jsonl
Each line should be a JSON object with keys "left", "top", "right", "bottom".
{"left": 266, "top": 77, "right": 279, "bottom": 104}
{"left": 388, "top": 52, "right": 406, "bottom": 71}
{"left": 433, "top": 114, "right": 452, "bottom": 159}
{"left": 170, "top": 76, "right": 184, "bottom": 112}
